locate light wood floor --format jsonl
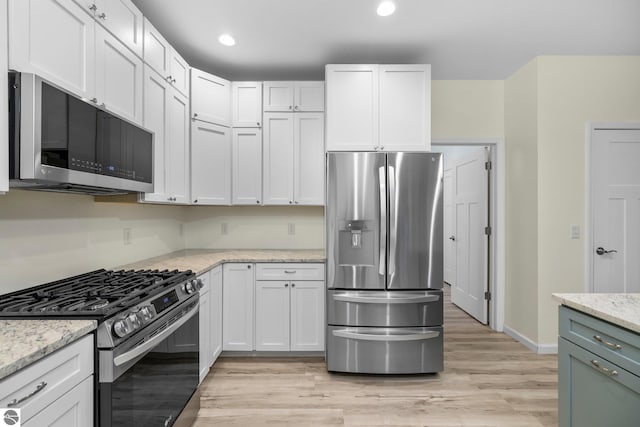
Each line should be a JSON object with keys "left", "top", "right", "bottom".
{"left": 196, "top": 286, "right": 558, "bottom": 426}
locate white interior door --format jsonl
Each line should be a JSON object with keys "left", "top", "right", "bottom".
{"left": 592, "top": 127, "right": 640, "bottom": 293}
{"left": 451, "top": 148, "right": 489, "bottom": 324}
{"left": 443, "top": 168, "right": 456, "bottom": 285}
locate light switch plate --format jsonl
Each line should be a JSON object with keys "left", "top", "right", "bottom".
{"left": 570, "top": 224, "right": 580, "bottom": 239}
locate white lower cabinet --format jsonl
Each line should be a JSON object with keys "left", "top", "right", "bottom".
{"left": 222, "top": 263, "right": 255, "bottom": 351}
{"left": 254, "top": 263, "right": 325, "bottom": 352}
{"left": 0, "top": 335, "right": 94, "bottom": 426}
{"left": 199, "top": 266, "right": 223, "bottom": 383}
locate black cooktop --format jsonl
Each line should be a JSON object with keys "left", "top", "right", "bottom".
{"left": 0, "top": 269, "right": 194, "bottom": 318}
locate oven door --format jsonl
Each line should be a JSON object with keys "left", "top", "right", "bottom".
{"left": 98, "top": 297, "right": 199, "bottom": 427}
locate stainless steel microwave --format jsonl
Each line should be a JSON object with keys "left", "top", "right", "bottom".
{"left": 8, "top": 72, "right": 154, "bottom": 195}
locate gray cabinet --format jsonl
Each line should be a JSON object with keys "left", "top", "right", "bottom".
{"left": 558, "top": 306, "right": 640, "bottom": 426}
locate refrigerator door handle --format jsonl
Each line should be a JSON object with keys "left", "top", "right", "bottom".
{"left": 332, "top": 329, "right": 440, "bottom": 342}
{"left": 333, "top": 293, "right": 440, "bottom": 304}
{"left": 378, "top": 166, "right": 387, "bottom": 276}
{"left": 388, "top": 165, "right": 397, "bottom": 277}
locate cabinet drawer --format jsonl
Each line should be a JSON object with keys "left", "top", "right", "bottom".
{"left": 560, "top": 306, "right": 640, "bottom": 376}
{"left": 0, "top": 334, "right": 93, "bottom": 424}
{"left": 559, "top": 337, "right": 640, "bottom": 427}
{"left": 255, "top": 263, "right": 325, "bottom": 281}
{"left": 23, "top": 375, "right": 93, "bottom": 427}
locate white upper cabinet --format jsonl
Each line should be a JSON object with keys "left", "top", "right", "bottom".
{"left": 191, "top": 121, "right": 232, "bottom": 205}
{"left": 94, "top": 26, "right": 143, "bottom": 124}
{"left": 325, "top": 64, "right": 431, "bottom": 151}
{"left": 1, "top": 0, "right": 8, "bottom": 193}
{"left": 232, "top": 128, "right": 263, "bottom": 205}
{"left": 263, "top": 81, "right": 324, "bottom": 112}
{"left": 92, "top": 0, "right": 144, "bottom": 58}
{"left": 378, "top": 64, "right": 431, "bottom": 151}
{"left": 191, "top": 68, "right": 231, "bottom": 127}
{"left": 9, "top": 0, "right": 97, "bottom": 100}
{"left": 8, "top": 0, "right": 144, "bottom": 125}
{"left": 232, "top": 82, "right": 262, "bottom": 127}
{"left": 143, "top": 18, "right": 189, "bottom": 98}
{"left": 263, "top": 112, "right": 324, "bottom": 206}
{"left": 139, "top": 65, "right": 189, "bottom": 204}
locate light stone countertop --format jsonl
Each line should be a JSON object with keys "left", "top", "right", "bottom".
{"left": 119, "top": 249, "right": 326, "bottom": 275}
{"left": 0, "top": 319, "right": 96, "bottom": 381}
{"left": 552, "top": 293, "right": 640, "bottom": 334}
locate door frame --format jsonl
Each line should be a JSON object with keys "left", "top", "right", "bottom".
{"left": 585, "top": 123, "right": 640, "bottom": 292}
{"left": 432, "top": 138, "right": 504, "bottom": 332}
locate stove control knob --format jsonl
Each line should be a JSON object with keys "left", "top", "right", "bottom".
{"left": 195, "top": 279, "right": 203, "bottom": 290}
{"left": 128, "top": 313, "right": 141, "bottom": 330}
{"left": 139, "top": 306, "right": 154, "bottom": 322}
{"left": 113, "top": 319, "right": 131, "bottom": 338}
{"left": 185, "top": 280, "right": 196, "bottom": 294}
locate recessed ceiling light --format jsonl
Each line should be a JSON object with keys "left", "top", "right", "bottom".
{"left": 219, "top": 34, "right": 236, "bottom": 46}
{"left": 377, "top": 1, "right": 396, "bottom": 17}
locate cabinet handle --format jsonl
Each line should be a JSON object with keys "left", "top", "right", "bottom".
{"left": 247, "top": 265, "right": 251, "bottom": 269}
{"left": 289, "top": 105, "right": 292, "bottom": 110}
{"left": 194, "top": 199, "right": 198, "bottom": 203}
{"left": 291, "top": 283, "right": 295, "bottom": 287}
{"left": 289, "top": 201, "right": 293, "bottom": 204}
{"left": 285, "top": 283, "right": 288, "bottom": 287}
{"left": 256, "top": 200, "right": 260, "bottom": 204}
{"left": 593, "top": 335, "right": 622, "bottom": 350}
{"left": 166, "top": 75, "right": 172, "bottom": 82}
{"left": 380, "top": 146, "right": 384, "bottom": 150}
{"left": 7, "top": 381, "right": 47, "bottom": 407}
{"left": 294, "top": 105, "right": 299, "bottom": 111}
{"left": 590, "top": 359, "right": 618, "bottom": 376}
{"left": 90, "top": 97, "right": 98, "bottom": 103}
{"left": 98, "top": 12, "right": 106, "bottom": 20}
{"left": 172, "top": 78, "right": 177, "bottom": 84}
{"left": 284, "top": 270, "right": 296, "bottom": 274}
{"left": 89, "top": 4, "right": 97, "bottom": 12}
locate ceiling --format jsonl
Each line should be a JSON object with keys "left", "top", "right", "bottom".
{"left": 132, "top": 0, "right": 640, "bottom": 81}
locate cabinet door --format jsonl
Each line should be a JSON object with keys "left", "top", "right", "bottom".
{"left": 191, "top": 121, "right": 232, "bottom": 205}
{"left": 262, "top": 113, "right": 294, "bottom": 205}
{"left": 232, "top": 82, "right": 263, "bottom": 127}
{"left": 139, "top": 66, "right": 169, "bottom": 203}
{"left": 95, "top": 26, "right": 143, "bottom": 124}
{"left": 9, "top": 0, "right": 96, "bottom": 100}
{"left": 294, "top": 113, "right": 324, "bottom": 205}
{"left": 290, "top": 281, "right": 325, "bottom": 351}
{"left": 263, "top": 81, "right": 293, "bottom": 112}
{"left": 210, "top": 266, "right": 223, "bottom": 362}
{"left": 294, "top": 81, "right": 324, "bottom": 112}
{"left": 166, "top": 88, "right": 190, "bottom": 203}
{"left": 222, "top": 263, "right": 255, "bottom": 351}
{"left": 142, "top": 17, "right": 170, "bottom": 77}
{"left": 1, "top": 0, "right": 8, "bottom": 192}
{"left": 191, "top": 68, "right": 231, "bottom": 126}
{"left": 379, "top": 64, "right": 431, "bottom": 151}
{"left": 198, "top": 275, "right": 211, "bottom": 383}
{"left": 169, "top": 49, "right": 189, "bottom": 98}
{"left": 22, "top": 376, "right": 93, "bottom": 427}
{"left": 232, "top": 128, "right": 263, "bottom": 205}
{"left": 95, "top": 0, "right": 143, "bottom": 58}
{"left": 325, "top": 64, "right": 378, "bottom": 151}
{"left": 255, "top": 281, "right": 291, "bottom": 351}
{"left": 559, "top": 337, "right": 640, "bottom": 427}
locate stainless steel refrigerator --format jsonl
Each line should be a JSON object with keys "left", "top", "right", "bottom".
{"left": 326, "top": 151, "right": 444, "bottom": 374}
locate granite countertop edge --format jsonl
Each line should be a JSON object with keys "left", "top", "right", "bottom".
{"left": 0, "top": 320, "right": 97, "bottom": 381}
{"left": 552, "top": 293, "right": 640, "bottom": 334}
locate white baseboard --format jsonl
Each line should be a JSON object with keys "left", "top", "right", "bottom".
{"left": 503, "top": 324, "right": 558, "bottom": 355}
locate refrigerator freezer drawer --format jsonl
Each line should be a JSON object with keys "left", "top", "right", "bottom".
{"left": 327, "top": 290, "right": 443, "bottom": 327}
{"left": 326, "top": 326, "right": 443, "bottom": 374}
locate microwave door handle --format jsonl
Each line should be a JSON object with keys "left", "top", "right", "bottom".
{"left": 113, "top": 302, "right": 199, "bottom": 367}
{"left": 388, "top": 165, "right": 396, "bottom": 277}
{"left": 379, "top": 166, "right": 386, "bottom": 277}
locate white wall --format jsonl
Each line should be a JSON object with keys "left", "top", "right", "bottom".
{"left": 0, "top": 190, "right": 186, "bottom": 293}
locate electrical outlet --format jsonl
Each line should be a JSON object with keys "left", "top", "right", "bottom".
{"left": 288, "top": 223, "right": 295, "bottom": 235}
{"left": 221, "top": 223, "right": 228, "bottom": 235}
{"left": 123, "top": 228, "right": 132, "bottom": 245}
{"left": 570, "top": 224, "right": 580, "bottom": 240}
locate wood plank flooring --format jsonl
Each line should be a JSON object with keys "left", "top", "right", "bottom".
{"left": 196, "top": 286, "right": 558, "bottom": 426}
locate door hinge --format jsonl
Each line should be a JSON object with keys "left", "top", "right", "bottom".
{"left": 485, "top": 226, "right": 492, "bottom": 236}
{"left": 484, "top": 291, "right": 492, "bottom": 301}
{"left": 485, "top": 161, "right": 492, "bottom": 170}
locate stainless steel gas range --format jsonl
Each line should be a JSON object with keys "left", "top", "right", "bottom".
{"left": 0, "top": 269, "right": 203, "bottom": 427}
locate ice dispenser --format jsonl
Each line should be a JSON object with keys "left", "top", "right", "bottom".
{"left": 338, "top": 220, "right": 376, "bottom": 266}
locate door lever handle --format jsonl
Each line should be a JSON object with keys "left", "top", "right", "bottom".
{"left": 596, "top": 247, "right": 617, "bottom": 255}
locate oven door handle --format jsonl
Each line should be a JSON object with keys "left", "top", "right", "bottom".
{"left": 113, "top": 302, "right": 199, "bottom": 367}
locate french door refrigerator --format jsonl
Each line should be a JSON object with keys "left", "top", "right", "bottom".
{"left": 326, "top": 151, "right": 444, "bottom": 374}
